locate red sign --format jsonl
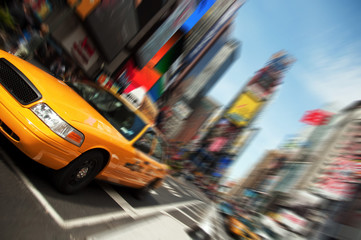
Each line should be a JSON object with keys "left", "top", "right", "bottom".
{"left": 208, "top": 137, "right": 228, "bottom": 152}
{"left": 114, "top": 59, "right": 161, "bottom": 94}
{"left": 300, "top": 109, "right": 333, "bottom": 125}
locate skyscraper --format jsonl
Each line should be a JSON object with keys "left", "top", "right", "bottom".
{"left": 191, "top": 51, "right": 294, "bottom": 182}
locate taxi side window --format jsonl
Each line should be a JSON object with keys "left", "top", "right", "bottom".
{"left": 134, "top": 131, "right": 155, "bottom": 154}
{"left": 151, "top": 137, "right": 163, "bottom": 162}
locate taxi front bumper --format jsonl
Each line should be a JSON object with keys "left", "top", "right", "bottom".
{"left": 0, "top": 100, "right": 80, "bottom": 170}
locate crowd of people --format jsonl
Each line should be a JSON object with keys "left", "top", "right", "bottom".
{"left": 0, "top": 0, "right": 85, "bottom": 82}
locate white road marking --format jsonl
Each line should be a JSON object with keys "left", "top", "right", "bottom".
{"left": 1, "top": 150, "right": 205, "bottom": 229}
{"left": 184, "top": 205, "right": 202, "bottom": 218}
{"left": 150, "top": 190, "right": 158, "bottom": 195}
{"left": 160, "top": 211, "right": 190, "bottom": 230}
{"left": 167, "top": 179, "right": 191, "bottom": 196}
{"left": 162, "top": 182, "right": 182, "bottom": 198}
{"left": 185, "top": 187, "right": 203, "bottom": 198}
{"left": 135, "top": 200, "right": 203, "bottom": 217}
{"left": 189, "top": 205, "right": 208, "bottom": 218}
{"left": 175, "top": 207, "right": 199, "bottom": 224}
{"left": 0, "top": 151, "right": 65, "bottom": 227}
{"left": 63, "top": 211, "right": 129, "bottom": 229}
{"left": 186, "top": 187, "right": 206, "bottom": 199}
{"left": 192, "top": 204, "right": 205, "bottom": 213}
{"left": 99, "top": 183, "right": 138, "bottom": 218}
{"left": 167, "top": 177, "right": 208, "bottom": 200}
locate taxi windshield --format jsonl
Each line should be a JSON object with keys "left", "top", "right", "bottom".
{"left": 67, "top": 81, "right": 146, "bottom": 140}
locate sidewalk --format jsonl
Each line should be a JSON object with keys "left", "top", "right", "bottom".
{"left": 86, "top": 203, "right": 218, "bottom": 240}
{"left": 86, "top": 213, "right": 192, "bottom": 240}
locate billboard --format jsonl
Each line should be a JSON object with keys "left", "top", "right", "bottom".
{"left": 207, "top": 118, "right": 239, "bottom": 152}
{"left": 225, "top": 92, "right": 263, "bottom": 127}
{"left": 84, "top": 0, "right": 139, "bottom": 62}
{"left": 300, "top": 109, "right": 333, "bottom": 126}
{"left": 183, "top": 0, "right": 241, "bottom": 65}
{"left": 135, "top": 0, "right": 196, "bottom": 68}
{"left": 68, "top": 0, "right": 101, "bottom": 20}
{"left": 28, "top": 0, "right": 52, "bottom": 20}
{"left": 112, "top": 59, "right": 161, "bottom": 94}
{"left": 275, "top": 209, "right": 308, "bottom": 234}
{"left": 164, "top": 13, "right": 231, "bottom": 93}
{"left": 180, "top": 0, "right": 217, "bottom": 33}
{"left": 153, "top": 34, "right": 184, "bottom": 74}
{"left": 212, "top": 157, "right": 232, "bottom": 178}
{"left": 61, "top": 25, "right": 100, "bottom": 72}
{"left": 208, "top": 137, "right": 228, "bottom": 152}
{"left": 148, "top": 76, "right": 166, "bottom": 102}
{"left": 227, "top": 128, "right": 259, "bottom": 155}
{"left": 148, "top": 30, "right": 183, "bottom": 69}
{"left": 184, "top": 0, "right": 236, "bottom": 55}
{"left": 267, "top": 50, "right": 295, "bottom": 74}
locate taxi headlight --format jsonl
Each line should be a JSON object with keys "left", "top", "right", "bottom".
{"left": 31, "top": 103, "right": 84, "bottom": 146}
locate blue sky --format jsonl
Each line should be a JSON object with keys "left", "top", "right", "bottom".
{"left": 207, "top": 0, "right": 361, "bottom": 181}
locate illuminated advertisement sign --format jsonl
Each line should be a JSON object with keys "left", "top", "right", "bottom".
{"left": 113, "top": 59, "right": 161, "bottom": 94}
{"left": 227, "top": 128, "right": 259, "bottom": 155}
{"left": 61, "top": 25, "right": 100, "bottom": 72}
{"left": 300, "top": 109, "right": 333, "bottom": 126}
{"left": 28, "top": 0, "right": 52, "bottom": 20}
{"left": 180, "top": 0, "right": 216, "bottom": 33}
{"left": 207, "top": 118, "right": 239, "bottom": 152}
{"left": 148, "top": 31, "right": 183, "bottom": 69}
{"left": 212, "top": 157, "right": 232, "bottom": 178}
{"left": 154, "top": 34, "right": 184, "bottom": 74}
{"left": 267, "top": 50, "right": 295, "bottom": 73}
{"left": 183, "top": 0, "right": 241, "bottom": 65}
{"left": 225, "top": 92, "right": 263, "bottom": 127}
{"left": 135, "top": 0, "right": 196, "bottom": 68}
{"left": 184, "top": 0, "right": 234, "bottom": 54}
{"left": 165, "top": 25, "right": 229, "bottom": 95}
{"left": 68, "top": 0, "right": 101, "bottom": 20}
{"left": 124, "top": 66, "right": 161, "bottom": 94}
{"left": 148, "top": 76, "right": 165, "bottom": 102}
{"left": 276, "top": 209, "right": 308, "bottom": 234}
{"left": 208, "top": 137, "right": 228, "bottom": 152}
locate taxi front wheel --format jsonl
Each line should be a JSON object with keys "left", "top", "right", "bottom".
{"left": 53, "top": 150, "right": 105, "bottom": 194}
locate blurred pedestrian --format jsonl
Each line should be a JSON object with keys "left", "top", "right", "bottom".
{"left": 15, "top": 23, "right": 49, "bottom": 60}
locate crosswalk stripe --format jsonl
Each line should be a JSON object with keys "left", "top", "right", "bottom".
{"left": 168, "top": 179, "right": 191, "bottom": 196}
{"left": 150, "top": 190, "right": 158, "bottom": 195}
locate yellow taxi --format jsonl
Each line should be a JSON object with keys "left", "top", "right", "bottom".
{"left": 227, "top": 214, "right": 260, "bottom": 240}
{"left": 0, "top": 50, "right": 168, "bottom": 195}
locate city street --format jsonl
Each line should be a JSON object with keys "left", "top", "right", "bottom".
{"left": 0, "top": 134, "right": 231, "bottom": 239}
{"left": 2, "top": 1, "right": 359, "bottom": 239}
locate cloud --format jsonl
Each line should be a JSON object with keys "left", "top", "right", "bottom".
{"left": 301, "top": 41, "right": 361, "bottom": 110}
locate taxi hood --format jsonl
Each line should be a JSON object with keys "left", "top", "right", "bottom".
{"left": 0, "top": 51, "right": 115, "bottom": 134}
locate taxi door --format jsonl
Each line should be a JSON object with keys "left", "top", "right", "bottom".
{"left": 147, "top": 135, "right": 167, "bottom": 180}
{"left": 130, "top": 129, "right": 157, "bottom": 185}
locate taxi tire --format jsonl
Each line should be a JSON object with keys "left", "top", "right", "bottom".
{"left": 53, "top": 150, "right": 105, "bottom": 194}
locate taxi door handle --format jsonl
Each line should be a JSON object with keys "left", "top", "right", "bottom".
{"left": 144, "top": 161, "right": 150, "bottom": 165}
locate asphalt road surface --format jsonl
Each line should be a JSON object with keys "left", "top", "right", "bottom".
{"left": 0, "top": 134, "right": 232, "bottom": 240}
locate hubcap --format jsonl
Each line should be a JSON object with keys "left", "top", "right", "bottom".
{"left": 68, "top": 159, "right": 97, "bottom": 186}
{"left": 76, "top": 167, "right": 89, "bottom": 179}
